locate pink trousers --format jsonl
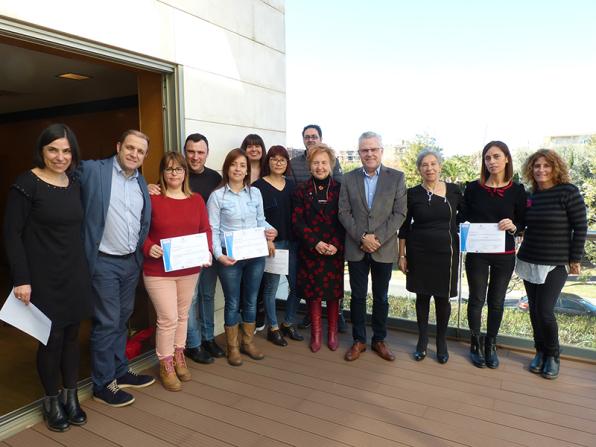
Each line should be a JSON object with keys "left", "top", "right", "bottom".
{"left": 143, "top": 273, "right": 199, "bottom": 360}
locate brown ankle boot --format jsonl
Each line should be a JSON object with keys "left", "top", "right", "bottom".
{"left": 160, "top": 357, "right": 182, "bottom": 391}
{"left": 225, "top": 325, "right": 243, "bottom": 366}
{"left": 173, "top": 348, "right": 192, "bottom": 382}
{"left": 240, "top": 322, "right": 265, "bottom": 360}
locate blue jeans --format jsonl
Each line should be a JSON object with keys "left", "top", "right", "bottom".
{"left": 348, "top": 254, "right": 393, "bottom": 343}
{"left": 186, "top": 264, "right": 218, "bottom": 349}
{"left": 218, "top": 257, "right": 266, "bottom": 326}
{"left": 260, "top": 240, "right": 298, "bottom": 328}
{"left": 90, "top": 254, "right": 140, "bottom": 391}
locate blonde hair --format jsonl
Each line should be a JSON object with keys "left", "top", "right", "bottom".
{"left": 307, "top": 143, "right": 336, "bottom": 171}
{"left": 522, "top": 149, "right": 570, "bottom": 191}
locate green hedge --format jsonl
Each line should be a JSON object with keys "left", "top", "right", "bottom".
{"left": 343, "top": 294, "right": 596, "bottom": 349}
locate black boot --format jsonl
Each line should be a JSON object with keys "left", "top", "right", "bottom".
{"left": 470, "top": 333, "right": 485, "bottom": 368}
{"left": 42, "top": 395, "right": 70, "bottom": 432}
{"left": 542, "top": 351, "right": 560, "bottom": 380}
{"left": 529, "top": 343, "right": 545, "bottom": 374}
{"left": 484, "top": 336, "right": 499, "bottom": 369}
{"left": 62, "top": 388, "right": 87, "bottom": 425}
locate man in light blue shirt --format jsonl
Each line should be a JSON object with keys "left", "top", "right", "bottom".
{"left": 79, "top": 130, "right": 155, "bottom": 407}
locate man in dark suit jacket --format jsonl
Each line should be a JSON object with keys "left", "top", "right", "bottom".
{"left": 338, "top": 131, "right": 407, "bottom": 362}
{"left": 79, "top": 130, "right": 154, "bottom": 407}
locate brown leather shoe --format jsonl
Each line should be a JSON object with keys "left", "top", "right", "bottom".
{"left": 344, "top": 341, "right": 366, "bottom": 361}
{"left": 372, "top": 341, "right": 395, "bottom": 361}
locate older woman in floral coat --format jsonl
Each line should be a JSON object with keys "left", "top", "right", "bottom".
{"left": 292, "top": 143, "right": 344, "bottom": 353}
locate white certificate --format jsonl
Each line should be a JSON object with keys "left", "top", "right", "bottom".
{"left": 460, "top": 223, "right": 506, "bottom": 253}
{"left": 161, "top": 232, "right": 210, "bottom": 273}
{"left": 0, "top": 290, "right": 52, "bottom": 345}
{"left": 264, "top": 249, "right": 289, "bottom": 275}
{"left": 224, "top": 227, "right": 269, "bottom": 261}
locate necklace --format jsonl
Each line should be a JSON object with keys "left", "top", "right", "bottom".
{"left": 422, "top": 181, "right": 446, "bottom": 205}
{"left": 313, "top": 178, "right": 331, "bottom": 204}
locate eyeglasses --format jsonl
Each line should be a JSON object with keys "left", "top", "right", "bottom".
{"left": 359, "top": 148, "right": 381, "bottom": 154}
{"left": 165, "top": 167, "right": 185, "bottom": 174}
{"left": 270, "top": 158, "right": 288, "bottom": 165}
{"left": 303, "top": 135, "right": 320, "bottom": 141}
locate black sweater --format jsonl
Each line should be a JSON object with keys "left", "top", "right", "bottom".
{"left": 517, "top": 183, "right": 587, "bottom": 265}
{"left": 461, "top": 180, "right": 527, "bottom": 253}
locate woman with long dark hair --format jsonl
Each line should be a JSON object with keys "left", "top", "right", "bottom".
{"left": 462, "top": 141, "right": 526, "bottom": 369}
{"left": 4, "top": 124, "right": 93, "bottom": 431}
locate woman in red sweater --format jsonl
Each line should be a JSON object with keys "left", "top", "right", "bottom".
{"left": 143, "top": 152, "right": 212, "bottom": 391}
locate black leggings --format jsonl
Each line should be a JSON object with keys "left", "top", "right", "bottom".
{"left": 465, "top": 253, "right": 515, "bottom": 337}
{"left": 36, "top": 323, "right": 81, "bottom": 396}
{"left": 524, "top": 266, "right": 568, "bottom": 356}
{"left": 415, "top": 294, "right": 451, "bottom": 354}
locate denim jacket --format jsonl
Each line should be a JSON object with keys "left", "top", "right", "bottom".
{"left": 207, "top": 184, "right": 272, "bottom": 259}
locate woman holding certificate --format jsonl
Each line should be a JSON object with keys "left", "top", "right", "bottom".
{"left": 4, "top": 124, "right": 92, "bottom": 431}
{"left": 516, "top": 150, "right": 587, "bottom": 379}
{"left": 143, "top": 152, "right": 212, "bottom": 391}
{"left": 208, "top": 148, "right": 277, "bottom": 366}
{"left": 292, "top": 143, "right": 344, "bottom": 353}
{"left": 462, "top": 141, "right": 526, "bottom": 369}
{"left": 398, "top": 150, "right": 463, "bottom": 364}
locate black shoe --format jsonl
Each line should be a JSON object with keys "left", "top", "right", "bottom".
{"left": 202, "top": 340, "right": 225, "bottom": 358}
{"left": 437, "top": 352, "right": 449, "bottom": 364}
{"left": 484, "top": 336, "right": 499, "bottom": 369}
{"left": 255, "top": 311, "right": 266, "bottom": 332}
{"left": 267, "top": 328, "right": 288, "bottom": 347}
{"left": 413, "top": 350, "right": 427, "bottom": 361}
{"left": 93, "top": 380, "right": 134, "bottom": 407}
{"left": 280, "top": 323, "right": 304, "bottom": 341}
{"left": 116, "top": 370, "right": 155, "bottom": 388}
{"left": 42, "top": 395, "right": 70, "bottom": 432}
{"left": 185, "top": 346, "right": 214, "bottom": 364}
{"left": 338, "top": 312, "right": 348, "bottom": 333}
{"left": 542, "top": 354, "right": 560, "bottom": 380}
{"left": 298, "top": 314, "right": 311, "bottom": 329}
{"left": 470, "top": 333, "right": 486, "bottom": 368}
{"left": 529, "top": 351, "right": 545, "bottom": 374}
{"left": 61, "top": 388, "right": 87, "bottom": 426}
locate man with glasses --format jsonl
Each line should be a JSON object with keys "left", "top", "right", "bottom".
{"left": 338, "top": 131, "right": 406, "bottom": 362}
{"left": 290, "top": 125, "right": 345, "bottom": 330}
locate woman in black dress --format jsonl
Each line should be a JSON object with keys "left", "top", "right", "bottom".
{"left": 4, "top": 124, "right": 93, "bottom": 432}
{"left": 462, "top": 141, "right": 526, "bottom": 369}
{"left": 398, "top": 150, "right": 462, "bottom": 364}
{"left": 292, "top": 144, "right": 344, "bottom": 352}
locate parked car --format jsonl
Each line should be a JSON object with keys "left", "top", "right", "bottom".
{"left": 517, "top": 293, "right": 596, "bottom": 316}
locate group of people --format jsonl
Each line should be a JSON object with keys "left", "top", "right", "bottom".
{"left": 3, "top": 123, "right": 587, "bottom": 434}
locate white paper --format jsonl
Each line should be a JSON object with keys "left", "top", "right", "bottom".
{"left": 224, "top": 227, "right": 269, "bottom": 261}
{"left": 460, "top": 223, "right": 506, "bottom": 253}
{"left": 161, "top": 232, "right": 211, "bottom": 273}
{"left": 0, "top": 290, "right": 51, "bottom": 345}
{"left": 264, "top": 249, "right": 289, "bottom": 275}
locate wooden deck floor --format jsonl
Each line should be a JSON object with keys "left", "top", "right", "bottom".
{"left": 4, "top": 330, "right": 595, "bottom": 447}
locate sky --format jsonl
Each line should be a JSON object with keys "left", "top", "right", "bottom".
{"left": 285, "top": 0, "right": 596, "bottom": 155}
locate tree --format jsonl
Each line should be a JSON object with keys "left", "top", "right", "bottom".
{"left": 442, "top": 154, "right": 480, "bottom": 185}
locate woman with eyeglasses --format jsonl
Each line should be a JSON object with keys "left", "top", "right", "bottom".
{"left": 143, "top": 152, "right": 212, "bottom": 391}
{"left": 252, "top": 146, "right": 303, "bottom": 346}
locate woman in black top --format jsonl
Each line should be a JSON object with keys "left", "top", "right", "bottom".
{"left": 462, "top": 141, "right": 526, "bottom": 369}
{"left": 253, "top": 146, "right": 303, "bottom": 346}
{"left": 516, "top": 149, "right": 587, "bottom": 379}
{"left": 399, "top": 150, "right": 462, "bottom": 364}
{"left": 4, "top": 124, "right": 93, "bottom": 432}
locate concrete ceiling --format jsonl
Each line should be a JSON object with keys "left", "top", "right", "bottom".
{"left": 0, "top": 42, "right": 137, "bottom": 114}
